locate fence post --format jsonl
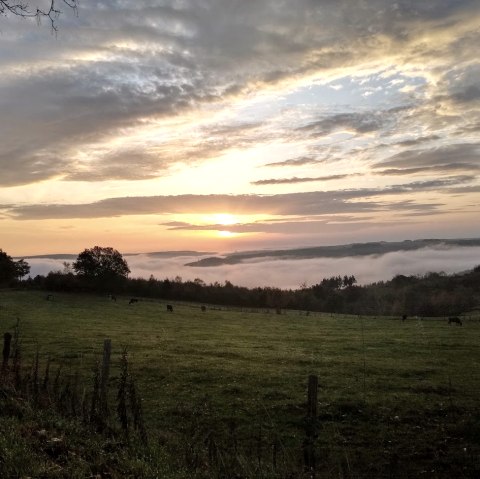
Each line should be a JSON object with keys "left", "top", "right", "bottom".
{"left": 2, "top": 332, "right": 12, "bottom": 372}
{"left": 100, "top": 338, "right": 112, "bottom": 419}
{"left": 303, "top": 374, "right": 318, "bottom": 476}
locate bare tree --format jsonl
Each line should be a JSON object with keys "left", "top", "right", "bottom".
{"left": 0, "top": 0, "right": 78, "bottom": 31}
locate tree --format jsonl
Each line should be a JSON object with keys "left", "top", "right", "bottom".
{"left": 0, "top": 249, "right": 30, "bottom": 284}
{"left": 1, "top": 0, "right": 78, "bottom": 31}
{"left": 73, "top": 246, "right": 130, "bottom": 280}
{"left": 14, "top": 258, "right": 30, "bottom": 278}
{"left": 342, "top": 275, "right": 357, "bottom": 288}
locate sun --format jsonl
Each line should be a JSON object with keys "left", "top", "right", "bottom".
{"left": 213, "top": 214, "right": 239, "bottom": 238}
{"left": 218, "top": 230, "right": 236, "bottom": 238}
{"left": 200, "top": 213, "right": 240, "bottom": 238}
{"left": 213, "top": 213, "right": 238, "bottom": 226}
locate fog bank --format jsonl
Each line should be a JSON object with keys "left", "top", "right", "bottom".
{"left": 25, "top": 246, "right": 480, "bottom": 290}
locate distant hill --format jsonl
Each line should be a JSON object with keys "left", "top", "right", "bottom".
{"left": 18, "top": 251, "right": 214, "bottom": 260}
{"left": 129, "top": 251, "right": 214, "bottom": 258}
{"left": 185, "top": 238, "right": 480, "bottom": 267}
{"left": 18, "top": 254, "right": 78, "bottom": 260}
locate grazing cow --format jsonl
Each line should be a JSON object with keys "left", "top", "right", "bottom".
{"left": 128, "top": 298, "right": 139, "bottom": 305}
{"left": 167, "top": 304, "right": 174, "bottom": 312}
{"left": 201, "top": 305, "right": 206, "bottom": 312}
{"left": 448, "top": 316, "right": 462, "bottom": 326}
{"left": 402, "top": 314, "right": 407, "bottom": 321}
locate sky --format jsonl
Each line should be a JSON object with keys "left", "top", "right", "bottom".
{"left": 0, "top": 0, "right": 479, "bottom": 257}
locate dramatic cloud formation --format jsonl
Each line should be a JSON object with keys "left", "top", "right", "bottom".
{"left": 1, "top": 0, "right": 479, "bottom": 259}
{"left": 5, "top": 176, "right": 474, "bottom": 221}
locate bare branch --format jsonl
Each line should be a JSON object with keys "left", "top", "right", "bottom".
{"left": 0, "top": 0, "right": 78, "bottom": 31}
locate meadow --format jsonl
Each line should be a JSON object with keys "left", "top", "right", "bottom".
{"left": 1, "top": 289, "right": 480, "bottom": 478}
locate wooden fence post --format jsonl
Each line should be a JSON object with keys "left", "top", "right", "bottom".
{"left": 100, "top": 339, "right": 112, "bottom": 419}
{"left": 303, "top": 374, "right": 318, "bottom": 476}
{"left": 2, "top": 332, "right": 12, "bottom": 372}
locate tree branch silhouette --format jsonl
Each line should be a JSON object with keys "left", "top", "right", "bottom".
{"left": 0, "top": 0, "right": 78, "bottom": 31}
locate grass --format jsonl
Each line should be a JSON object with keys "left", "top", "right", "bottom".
{"left": 1, "top": 289, "right": 480, "bottom": 477}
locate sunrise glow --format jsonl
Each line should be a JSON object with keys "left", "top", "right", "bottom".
{"left": 213, "top": 214, "right": 238, "bottom": 226}
{"left": 218, "top": 230, "right": 237, "bottom": 238}
{"left": 0, "top": 1, "right": 478, "bottom": 257}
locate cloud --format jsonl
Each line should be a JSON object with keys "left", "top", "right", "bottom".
{"left": 251, "top": 174, "right": 354, "bottom": 185}
{"left": 1, "top": 0, "right": 479, "bottom": 187}
{"left": 435, "top": 64, "right": 480, "bottom": 107}
{"left": 162, "top": 218, "right": 380, "bottom": 235}
{"left": 373, "top": 143, "right": 480, "bottom": 171}
{"left": 395, "top": 135, "right": 441, "bottom": 147}
{"left": 3, "top": 193, "right": 380, "bottom": 220}
{"left": 375, "top": 164, "right": 480, "bottom": 176}
{"left": 24, "top": 257, "right": 70, "bottom": 277}
{"left": 5, "top": 177, "right": 467, "bottom": 220}
{"left": 297, "top": 109, "right": 401, "bottom": 137}
{"left": 263, "top": 156, "right": 325, "bottom": 168}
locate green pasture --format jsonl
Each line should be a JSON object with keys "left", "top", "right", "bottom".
{"left": 1, "top": 289, "right": 480, "bottom": 477}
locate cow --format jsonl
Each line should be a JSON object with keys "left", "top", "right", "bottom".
{"left": 128, "top": 298, "right": 139, "bottom": 305}
{"left": 167, "top": 304, "right": 174, "bottom": 312}
{"left": 109, "top": 295, "right": 117, "bottom": 302}
{"left": 448, "top": 316, "right": 462, "bottom": 326}
{"left": 45, "top": 294, "right": 54, "bottom": 301}
{"left": 402, "top": 314, "right": 407, "bottom": 322}
{"left": 201, "top": 305, "right": 206, "bottom": 312}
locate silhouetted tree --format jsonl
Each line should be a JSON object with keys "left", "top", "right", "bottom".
{"left": 14, "top": 258, "right": 30, "bottom": 278}
{"left": 343, "top": 275, "right": 357, "bottom": 288}
{"left": 320, "top": 276, "right": 343, "bottom": 290}
{"left": 0, "top": 249, "right": 30, "bottom": 285}
{"left": 73, "top": 246, "right": 130, "bottom": 280}
{"left": 0, "top": 0, "right": 78, "bottom": 31}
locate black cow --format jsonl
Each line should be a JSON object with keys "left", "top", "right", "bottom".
{"left": 129, "top": 298, "right": 139, "bottom": 305}
{"left": 167, "top": 304, "right": 174, "bottom": 312}
{"left": 402, "top": 314, "right": 407, "bottom": 321}
{"left": 201, "top": 305, "right": 206, "bottom": 312}
{"left": 448, "top": 316, "right": 462, "bottom": 326}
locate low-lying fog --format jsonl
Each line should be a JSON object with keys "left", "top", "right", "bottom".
{"left": 25, "top": 246, "right": 480, "bottom": 290}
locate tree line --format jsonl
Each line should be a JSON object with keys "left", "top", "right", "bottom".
{"left": 2, "top": 246, "right": 480, "bottom": 317}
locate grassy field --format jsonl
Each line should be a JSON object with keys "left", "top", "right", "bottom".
{"left": 1, "top": 289, "right": 480, "bottom": 477}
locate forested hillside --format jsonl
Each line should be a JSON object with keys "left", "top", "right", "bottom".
{"left": 22, "top": 265, "right": 480, "bottom": 317}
